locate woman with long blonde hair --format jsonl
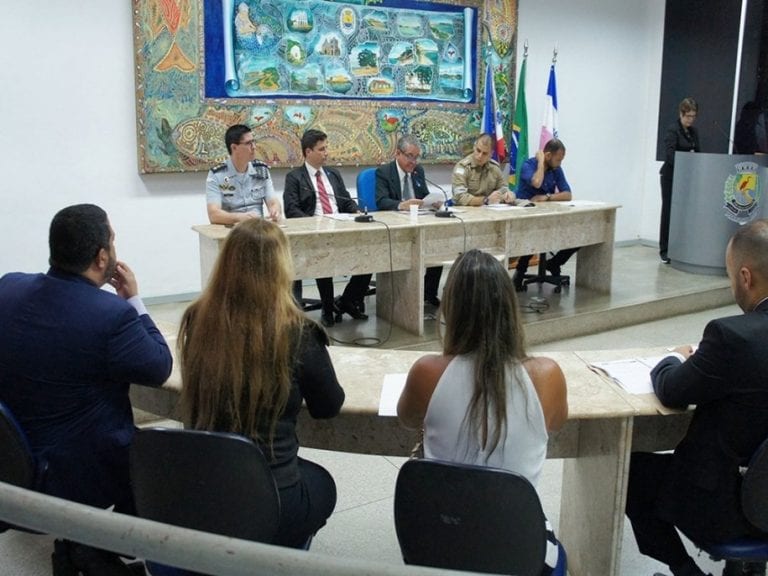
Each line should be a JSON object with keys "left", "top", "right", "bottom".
{"left": 179, "top": 219, "right": 344, "bottom": 548}
{"left": 398, "top": 249, "right": 568, "bottom": 574}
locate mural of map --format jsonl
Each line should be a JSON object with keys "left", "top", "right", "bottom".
{"left": 132, "top": 0, "right": 517, "bottom": 173}
{"left": 210, "top": 0, "right": 476, "bottom": 102}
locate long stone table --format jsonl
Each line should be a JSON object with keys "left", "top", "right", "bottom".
{"left": 193, "top": 202, "right": 618, "bottom": 335}
{"left": 130, "top": 335, "right": 684, "bottom": 576}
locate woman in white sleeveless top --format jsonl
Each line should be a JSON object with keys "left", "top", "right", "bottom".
{"left": 398, "top": 249, "right": 568, "bottom": 575}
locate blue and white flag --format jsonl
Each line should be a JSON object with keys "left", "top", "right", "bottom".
{"left": 539, "top": 64, "right": 559, "bottom": 150}
{"left": 482, "top": 60, "right": 506, "bottom": 162}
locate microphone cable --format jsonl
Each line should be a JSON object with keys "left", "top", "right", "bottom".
{"left": 421, "top": 176, "right": 467, "bottom": 254}
{"left": 327, "top": 217, "right": 394, "bottom": 348}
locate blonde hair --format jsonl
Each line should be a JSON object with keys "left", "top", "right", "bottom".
{"left": 179, "top": 219, "right": 306, "bottom": 447}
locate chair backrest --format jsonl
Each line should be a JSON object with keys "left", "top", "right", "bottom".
{"left": 741, "top": 436, "right": 768, "bottom": 533}
{"left": 0, "top": 400, "right": 40, "bottom": 534}
{"left": 0, "top": 401, "right": 35, "bottom": 489}
{"left": 394, "top": 458, "right": 547, "bottom": 576}
{"left": 356, "top": 168, "right": 378, "bottom": 212}
{"left": 130, "top": 428, "right": 280, "bottom": 543}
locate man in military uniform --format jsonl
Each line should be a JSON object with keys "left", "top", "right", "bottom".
{"left": 206, "top": 124, "right": 281, "bottom": 225}
{"left": 451, "top": 133, "right": 515, "bottom": 206}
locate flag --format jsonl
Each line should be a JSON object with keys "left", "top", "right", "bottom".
{"left": 539, "top": 64, "right": 558, "bottom": 150}
{"left": 481, "top": 59, "right": 506, "bottom": 162}
{"left": 509, "top": 56, "right": 528, "bottom": 191}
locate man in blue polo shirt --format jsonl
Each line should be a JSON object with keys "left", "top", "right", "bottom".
{"left": 513, "top": 138, "right": 578, "bottom": 291}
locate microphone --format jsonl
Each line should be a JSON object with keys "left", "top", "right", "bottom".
{"left": 423, "top": 176, "right": 455, "bottom": 218}
{"left": 355, "top": 207, "right": 374, "bottom": 223}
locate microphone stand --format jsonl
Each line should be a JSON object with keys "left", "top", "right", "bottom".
{"left": 423, "top": 176, "right": 455, "bottom": 218}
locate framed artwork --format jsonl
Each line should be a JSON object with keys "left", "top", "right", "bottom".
{"left": 133, "top": 0, "right": 517, "bottom": 173}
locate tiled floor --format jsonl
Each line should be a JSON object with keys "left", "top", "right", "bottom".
{"left": 0, "top": 244, "right": 737, "bottom": 575}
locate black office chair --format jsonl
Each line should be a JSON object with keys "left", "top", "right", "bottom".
{"left": 1, "top": 401, "right": 143, "bottom": 575}
{"left": 394, "top": 458, "right": 552, "bottom": 576}
{"left": 698, "top": 437, "right": 768, "bottom": 572}
{"left": 130, "top": 428, "right": 281, "bottom": 576}
{"left": 521, "top": 252, "right": 570, "bottom": 293}
{"left": 292, "top": 280, "right": 323, "bottom": 313}
{"left": 0, "top": 400, "right": 46, "bottom": 533}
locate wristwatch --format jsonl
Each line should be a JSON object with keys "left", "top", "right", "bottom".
{"left": 483, "top": 197, "right": 490, "bottom": 205}
{"left": 546, "top": 194, "right": 552, "bottom": 201}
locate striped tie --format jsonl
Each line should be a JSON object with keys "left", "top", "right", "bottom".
{"left": 315, "top": 170, "right": 333, "bottom": 214}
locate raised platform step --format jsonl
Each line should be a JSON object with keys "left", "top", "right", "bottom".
{"left": 518, "top": 243, "right": 730, "bottom": 345}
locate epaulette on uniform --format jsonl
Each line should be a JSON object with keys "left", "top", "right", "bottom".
{"left": 250, "top": 159, "right": 270, "bottom": 179}
{"left": 489, "top": 158, "right": 500, "bottom": 167}
{"left": 211, "top": 162, "right": 227, "bottom": 173}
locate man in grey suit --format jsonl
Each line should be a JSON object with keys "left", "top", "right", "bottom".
{"left": 374, "top": 134, "right": 442, "bottom": 306}
{"left": 626, "top": 219, "right": 768, "bottom": 576}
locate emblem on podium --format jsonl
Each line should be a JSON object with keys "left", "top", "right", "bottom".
{"left": 724, "top": 161, "right": 762, "bottom": 224}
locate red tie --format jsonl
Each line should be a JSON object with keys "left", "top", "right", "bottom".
{"left": 315, "top": 170, "right": 332, "bottom": 214}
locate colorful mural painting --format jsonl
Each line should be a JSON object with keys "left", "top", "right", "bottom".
{"left": 211, "top": 0, "right": 475, "bottom": 102}
{"left": 132, "top": 0, "right": 517, "bottom": 173}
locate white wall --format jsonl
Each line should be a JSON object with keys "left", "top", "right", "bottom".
{"left": 516, "top": 0, "right": 666, "bottom": 244}
{"left": 0, "top": 0, "right": 667, "bottom": 298}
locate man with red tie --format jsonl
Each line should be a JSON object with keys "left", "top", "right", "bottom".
{"left": 283, "top": 129, "right": 372, "bottom": 327}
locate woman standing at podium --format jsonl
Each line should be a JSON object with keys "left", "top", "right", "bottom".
{"left": 659, "top": 97, "right": 700, "bottom": 264}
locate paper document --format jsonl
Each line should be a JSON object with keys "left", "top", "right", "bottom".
{"left": 397, "top": 209, "right": 431, "bottom": 216}
{"left": 378, "top": 373, "right": 408, "bottom": 416}
{"left": 421, "top": 192, "right": 445, "bottom": 208}
{"left": 588, "top": 356, "right": 667, "bottom": 394}
{"left": 323, "top": 213, "right": 357, "bottom": 221}
{"left": 567, "top": 200, "right": 606, "bottom": 207}
{"left": 483, "top": 203, "right": 521, "bottom": 210}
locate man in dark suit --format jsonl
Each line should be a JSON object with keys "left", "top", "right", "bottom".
{"left": 374, "top": 134, "right": 443, "bottom": 306}
{"left": 0, "top": 204, "right": 173, "bottom": 574}
{"left": 283, "top": 128, "right": 372, "bottom": 327}
{"left": 626, "top": 218, "right": 768, "bottom": 576}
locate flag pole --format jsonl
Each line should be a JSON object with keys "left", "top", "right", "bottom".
{"left": 509, "top": 40, "right": 529, "bottom": 191}
{"left": 480, "top": 20, "right": 506, "bottom": 163}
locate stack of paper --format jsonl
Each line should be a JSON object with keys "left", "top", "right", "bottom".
{"left": 588, "top": 356, "right": 667, "bottom": 394}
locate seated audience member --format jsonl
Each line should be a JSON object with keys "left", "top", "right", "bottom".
{"left": 206, "top": 124, "right": 281, "bottom": 225}
{"left": 283, "top": 128, "right": 373, "bottom": 327}
{"left": 626, "top": 219, "right": 768, "bottom": 576}
{"left": 513, "top": 139, "right": 578, "bottom": 291}
{"left": 375, "top": 134, "right": 443, "bottom": 306}
{"left": 451, "top": 133, "right": 515, "bottom": 206}
{"left": 0, "top": 204, "right": 173, "bottom": 575}
{"left": 179, "top": 219, "right": 345, "bottom": 548}
{"left": 397, "top": 249, "right": 568, "bottom": 576}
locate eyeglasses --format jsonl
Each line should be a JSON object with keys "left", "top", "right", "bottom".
{"left": 238, "top": 139, "right": 257, "bottom": 147}
{"left": 399, "top": 150, "right": 421, "bottom": 162}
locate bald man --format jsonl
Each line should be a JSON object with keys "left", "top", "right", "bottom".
{"left": 626, "top": 219, "right": 768, "bottom": 576}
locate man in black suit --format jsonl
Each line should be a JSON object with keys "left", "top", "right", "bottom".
{"left": 626, "top": 219, "right": 768, "bottom": 576}
{"left": 374, "top": 134, "right": 442, "bottom": 306}
{"left": 283, "top": 129, "right": 372, "bottom": 327}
